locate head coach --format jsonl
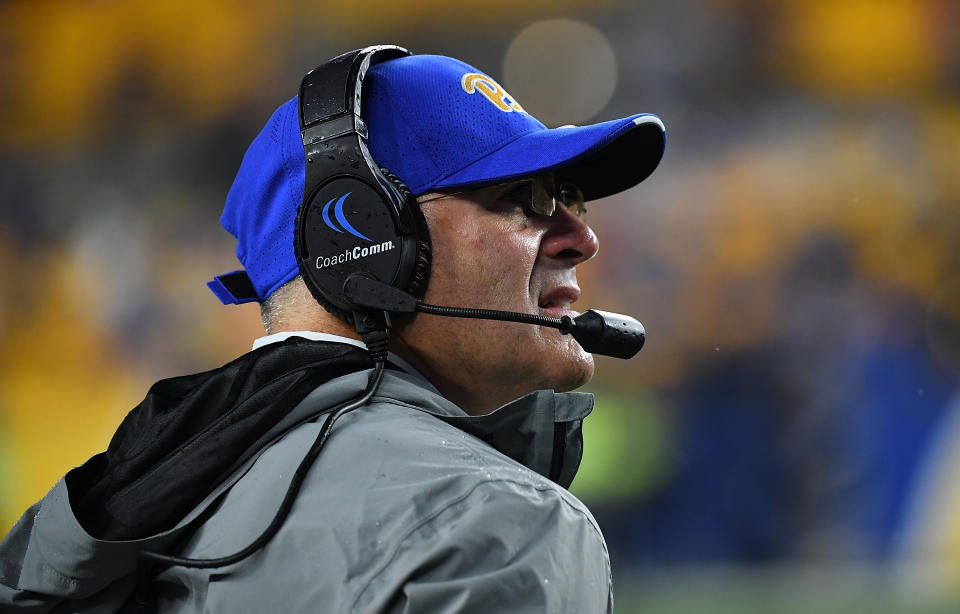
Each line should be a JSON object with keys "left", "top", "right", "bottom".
{"left": 0, "top": 46, "right": 664, "bottom": 612}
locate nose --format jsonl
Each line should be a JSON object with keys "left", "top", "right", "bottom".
{"left": 539, "top": 205, "right": 600, "bottom": 265}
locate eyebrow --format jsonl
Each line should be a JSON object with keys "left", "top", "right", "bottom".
{"left": 416, "top": 179, "right": 531, "bottom": 206}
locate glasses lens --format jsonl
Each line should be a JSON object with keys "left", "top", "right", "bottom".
{"left": 558, "top": 182, "right": 586, "bottom": 219}
{"left": 495, "top": 174, "right": 586, "bottom": 219}
{"left": 529, "top": 179, "right": 555, "bottom": 217}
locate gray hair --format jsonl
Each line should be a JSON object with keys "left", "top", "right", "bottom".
{"left": 259, "top": 275, "right": 309, "bottom": 334}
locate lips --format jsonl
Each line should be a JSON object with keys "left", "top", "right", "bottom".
{"left": 540, "top": 298, "right": 573, "bottom": 310}
{"left": 538, "top": 286, "right": 580, "bottom": 315}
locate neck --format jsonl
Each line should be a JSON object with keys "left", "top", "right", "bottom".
{"left": 269, "top": 305, "right": 361, "bottom": 341}
{"left": 388, "top": 335, "right": 515, "bottom": 416}
{"left": 267, "top": 289, "right": 520, "bottom": 415}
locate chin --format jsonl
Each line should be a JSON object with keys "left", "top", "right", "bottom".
{"left": 538, "top": 336, "right": 595, "bottom": 392}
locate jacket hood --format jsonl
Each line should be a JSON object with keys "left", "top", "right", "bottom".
{"left": 0, "top": 338, "right": 594, "bottom": 611}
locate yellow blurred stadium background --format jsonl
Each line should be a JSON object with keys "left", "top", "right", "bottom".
{"left": 2, "top": 1, "right": 959, "bottom": 612}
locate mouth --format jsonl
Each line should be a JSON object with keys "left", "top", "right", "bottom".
{"left": 537, "top": 287, "right": 580, "bottom": 317}
{"left": 539, "top": 299, "right": 573, "bottom": 310}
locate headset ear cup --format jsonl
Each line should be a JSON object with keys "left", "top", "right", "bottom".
{"left": 379, "top": 167, "right": 432, "bottom": 300}
{"left": 294, "top": 169, "right": 430, "bottom": 325}
{"left": 293, "top": 190, "right": 359, "bottom": 326}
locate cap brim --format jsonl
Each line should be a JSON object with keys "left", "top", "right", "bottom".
{"left": 432, "top": 114, "right": 666, "bottom": 201}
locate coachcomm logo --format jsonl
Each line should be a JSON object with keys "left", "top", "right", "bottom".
{"left": 322, "top": 192, "right": 371, "bottom": 241}
{"left": 315, "top": 241, "right": 395, "bottom": 270}
{"left": 315, "top": 192, "right": 396, "bottom": 270}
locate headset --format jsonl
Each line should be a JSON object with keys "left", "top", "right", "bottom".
{"left": 294, "top": 45, "right": 430, "bottom": 334}
{"left": 136, "top": 45, "right": 645, "bottom": 587}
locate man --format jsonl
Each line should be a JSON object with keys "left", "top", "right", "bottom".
{"left": 0, "top": 48, "right": 664, "bottom": 612}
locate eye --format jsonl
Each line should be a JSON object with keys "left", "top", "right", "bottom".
{"left": 497, "top": 181, "right": 531, "bottom": 206}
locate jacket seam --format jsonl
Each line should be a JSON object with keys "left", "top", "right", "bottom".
{"left": 368, "top": 396, "right": 457, "bottom": 417}
{"left": 31, "top": 535, "right": 85, "bottom": 592}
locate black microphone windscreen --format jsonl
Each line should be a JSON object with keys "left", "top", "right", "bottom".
{"left": 570, "top": 310, "right": 645, "bottom": 359}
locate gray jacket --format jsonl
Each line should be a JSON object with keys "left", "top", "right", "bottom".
{"left": 1, "top": 366, "right": 612, "bottom": 612}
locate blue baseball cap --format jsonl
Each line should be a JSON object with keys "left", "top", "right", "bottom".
{"left": 209, "top": 53, "right": 666, "bottom": 305}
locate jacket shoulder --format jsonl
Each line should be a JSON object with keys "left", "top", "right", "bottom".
{"left": 327, "top": 401, "right": 612, "bottom": 611}
{"left": 327, "top": 398, "right": 588, "bottom": 509}
{"left": 170, "top": 395, "right": 610, "bottom": 613}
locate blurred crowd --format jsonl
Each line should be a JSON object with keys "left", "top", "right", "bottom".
{"left": 2, "top": 0, "right": 959, "bottom": 608}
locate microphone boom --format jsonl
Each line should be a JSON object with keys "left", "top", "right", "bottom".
{"left": 341, "top": 273, "right": 645, "bottom": 359}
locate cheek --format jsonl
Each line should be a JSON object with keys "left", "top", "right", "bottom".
{"left": 427, "top": 219, "right": 539, "bottom": 301}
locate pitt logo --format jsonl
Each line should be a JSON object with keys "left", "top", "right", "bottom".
{"left": 461, "top": 73, "right": 524, "bottom": 113}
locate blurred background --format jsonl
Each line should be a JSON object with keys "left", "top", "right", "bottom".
{"left": 1, "top": 0, "right": 959, "bottom": 612}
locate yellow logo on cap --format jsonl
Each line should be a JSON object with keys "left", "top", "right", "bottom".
{"left": 461, "top": 73, "right": 524, "bottom": 113}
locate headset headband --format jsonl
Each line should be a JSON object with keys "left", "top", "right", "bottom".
{"left": 299, "top": 45, "right": 411, "bottom": 212}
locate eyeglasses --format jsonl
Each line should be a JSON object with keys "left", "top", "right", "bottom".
{"left": 416, "top": 173, "right": 587, "bottom": 220}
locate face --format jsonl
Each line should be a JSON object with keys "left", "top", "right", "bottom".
{"left": 393, "top": 177, "right": 600, "bottom": 415}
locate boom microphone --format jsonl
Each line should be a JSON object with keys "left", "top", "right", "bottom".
{"left": 342, "top": 274, "right": 645, "bottom": 359}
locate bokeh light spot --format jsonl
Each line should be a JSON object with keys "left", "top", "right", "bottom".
{"left": 503, "top": 19, "right": 618, "bottom": 126}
